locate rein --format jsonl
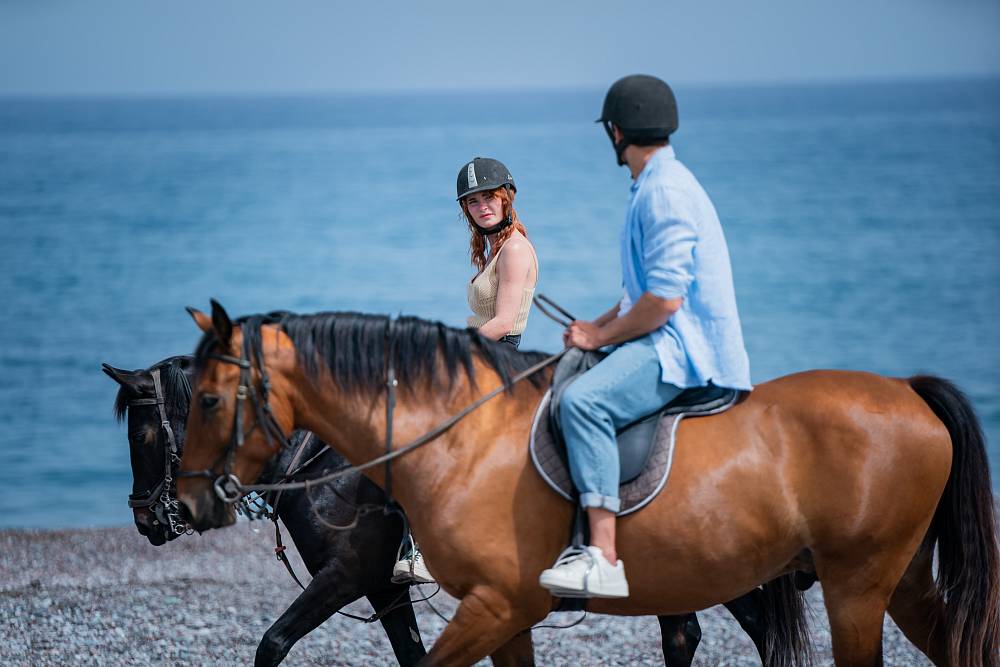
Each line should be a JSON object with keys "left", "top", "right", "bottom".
{"left": 237, "top": 347, "right": 565, "bottom": 495}
{"left": 184, "top": 297, "right": 576, "bottom": 624}
{"left": 265, "top": 431, "right": 443, "bottom": 626}
{"left": 191, "top": 295, "right": 573, "bottom": 503}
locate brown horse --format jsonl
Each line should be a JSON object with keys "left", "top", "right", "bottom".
{"left": 178, "top": 303, "right": 999, "bottom": 667}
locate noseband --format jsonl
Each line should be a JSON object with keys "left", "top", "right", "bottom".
{"left": 127, "top": 367, "right": 191, "bottom": 536}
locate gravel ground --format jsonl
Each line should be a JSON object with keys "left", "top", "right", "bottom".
{"left": 1, "top": 525, "right": 932, "bottom": 666}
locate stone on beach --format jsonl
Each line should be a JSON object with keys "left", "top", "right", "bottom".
{"left": 0, "top": 525, "right": 931, "bottom": 665}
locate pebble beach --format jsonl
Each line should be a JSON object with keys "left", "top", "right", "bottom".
{"left": 1, "top": 524, "right": 933, "bottom": 666}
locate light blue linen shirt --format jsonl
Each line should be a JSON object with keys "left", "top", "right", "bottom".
{"left": 619, "top": 145, "right": 752, "bottom": 390}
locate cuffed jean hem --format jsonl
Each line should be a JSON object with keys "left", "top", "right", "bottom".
{"left": 579, "top": 492, "right": 621, "bottom": 513}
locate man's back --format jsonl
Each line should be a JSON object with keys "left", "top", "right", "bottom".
{"left": 622, "top": 145, "right": 751, "bottom": 390}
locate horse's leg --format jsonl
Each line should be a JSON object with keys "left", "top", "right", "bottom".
{"left": 254, "top": 566, "right": 363, "bottom": 667}
{"left": 419, "top": 588, "right": 541, "bottom": 667}
{"left": 886, "top": 542, "right": 947, "bottom": 666}
{"left": 717, "top": 589, "right": 766, "bottom": 661}
{"left": 367, "top": 586, "right": 427, "bottom": 667}
{"left": 657, "top": 614, "right": 701, "bottom": 666}
{"left": 816, "top": 553, "right": 905, "bottom": 667}
{"left": 489, "top": 630, "right": 535, "bottom": 667}
{"left": 822, "top": 584, "right": 891, "bottom": 667}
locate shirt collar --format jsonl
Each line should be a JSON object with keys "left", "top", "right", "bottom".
{"left": 630, "top": 144, "right": 676, "bottom": 193}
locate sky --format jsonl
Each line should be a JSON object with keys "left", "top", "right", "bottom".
{"left": 0, "top": 0, "right": 998, "bottom": 96}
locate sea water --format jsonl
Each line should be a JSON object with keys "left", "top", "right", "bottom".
{"left": 1, "top": 79, "right": 997, "bottom": 528}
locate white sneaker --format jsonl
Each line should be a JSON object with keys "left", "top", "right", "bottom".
{"left": 391, "top": 546, "right": 435, "bottom": 584}
{"left": 538, "top": 546, "right": 629, "bottom": 598}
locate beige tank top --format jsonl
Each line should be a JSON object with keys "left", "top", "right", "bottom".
{"left": 466, "top": 243, "right": 538, "bottom": 335}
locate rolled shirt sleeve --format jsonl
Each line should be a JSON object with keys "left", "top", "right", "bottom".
{"left": 639, "top": 185, "right": 698, "bottom": 300}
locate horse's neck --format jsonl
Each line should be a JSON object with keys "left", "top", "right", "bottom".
{"left": 293, "top": 360, "right": 547, "bottom": 492}
{"left": 385, "top": 382, "right": 546, "bottom": 495}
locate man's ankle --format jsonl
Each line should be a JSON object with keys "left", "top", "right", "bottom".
{"left": 590, "top": 544, "right": 618, "bottom": 565}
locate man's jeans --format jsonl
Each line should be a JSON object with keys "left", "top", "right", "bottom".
{"left": 559, "top": 335, "right": 683, "bottom": 513}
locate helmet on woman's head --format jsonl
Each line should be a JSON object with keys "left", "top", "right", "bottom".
{"left": 456, "top": 157, "right": 516, "bottom": 201}
{"left": 597, "top": 74, "right": 678, "bottom": 165}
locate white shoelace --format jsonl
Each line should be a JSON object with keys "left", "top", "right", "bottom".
{"left": 550, "top": 546, "right": 591, "bottom": 568}
{"left": 547, "top": 546, "right": 598, "bottom": 595}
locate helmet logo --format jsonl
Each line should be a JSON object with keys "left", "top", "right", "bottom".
{"left": 467, "top": 163, "right": 478, "bottom": 189}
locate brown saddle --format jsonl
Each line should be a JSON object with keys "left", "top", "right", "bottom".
{"left": 529, "top": 348, "right": 743, "bottom": 515}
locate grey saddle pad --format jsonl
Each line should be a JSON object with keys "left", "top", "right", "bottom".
{"left": 529, "top": 348, "right": 743, "bottom": 516}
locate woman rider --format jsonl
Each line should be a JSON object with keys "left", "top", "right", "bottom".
{"left": 460, "top": 157, "right": 538, "bottom": 348}
{"left": 392, "top": 157, "right": 539, "bottom": 584}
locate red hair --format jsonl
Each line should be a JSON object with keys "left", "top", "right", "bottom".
{"left": 460, "top": 186, "right": 528, "bottom": 271}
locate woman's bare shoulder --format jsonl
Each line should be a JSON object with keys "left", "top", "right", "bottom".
{"left": 497, "top": 234, "right": 536, "bottom": 278}
{"left": 501, "top": 231, "right": 535, "bottom": 257}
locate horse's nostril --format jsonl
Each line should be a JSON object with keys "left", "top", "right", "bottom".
{"left": 135, "top": 520, "right": 150, "bottom": 536}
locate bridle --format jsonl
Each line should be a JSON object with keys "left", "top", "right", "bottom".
{"left": 179, "top": 329, "right": 293, "bottom": 504}
{"left": 127, "top": 367, "right": 192, "bottom": 536}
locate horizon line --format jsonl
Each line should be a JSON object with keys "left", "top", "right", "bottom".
{"left": 2, "top": 72, "right": 998, "bottom": 102}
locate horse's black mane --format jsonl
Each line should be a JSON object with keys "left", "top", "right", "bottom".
{"left": 194, "top": 310, "right": 550, "bottom": 397}
{"left": 113, "top": 355, "right": 193, "bottom": 422}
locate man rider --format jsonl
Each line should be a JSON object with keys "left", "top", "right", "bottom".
{"left": 538, "top": 74, "right": 752, "bottom": 598}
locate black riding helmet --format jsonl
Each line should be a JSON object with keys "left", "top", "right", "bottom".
{"left": 456, "top": 157, "right": 517, "bottom": 236}
{"left": 597, "top": 74, "right": 679, "bottom": 165}
{"left": 456, "top": 157, "right": 516, "bottom": 201}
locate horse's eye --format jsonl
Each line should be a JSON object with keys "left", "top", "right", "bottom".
{"left": 130, "top": 431, "right": 147, "bottom": 445}
{"left": 200, "top": 394, "right": 221, "bottom": 412}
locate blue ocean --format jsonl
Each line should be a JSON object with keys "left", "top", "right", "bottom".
{"left": 1, "top": 79, "right": 998, "bottom": 529}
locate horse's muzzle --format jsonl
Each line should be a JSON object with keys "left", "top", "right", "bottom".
{"left": 133, "top": 508, "right": 168, "bottom": 546}
{"left": 178, "top": 485, "right": 236, "bottom": 532}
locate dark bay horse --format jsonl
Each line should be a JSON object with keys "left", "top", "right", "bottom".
{"left": 105, "top": 354, "right": 801, "bottom": 666}
{"left": 103, "top": 356, "right": 426, "bottom": 666}
{"left": 178, "top": 303, "right": 999, "bottom": 667}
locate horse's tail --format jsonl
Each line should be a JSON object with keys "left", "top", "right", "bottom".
{"left": 910, "top": 375, "right": 1000, "bottom": 667}
{"left": 760, "top": 574, "right": 812, "bottom": 667}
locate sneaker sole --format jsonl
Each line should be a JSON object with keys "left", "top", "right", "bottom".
{"left": 541, "top": 584, "right": 629, "bottom": 599}
{"left": 391, "top": 569, "right": 436, "bottom": 585}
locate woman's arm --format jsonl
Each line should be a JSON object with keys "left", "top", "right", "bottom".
{"left": 477, "top": 239, "right": 534, "bottom": 340}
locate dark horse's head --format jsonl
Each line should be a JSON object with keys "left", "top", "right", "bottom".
{"left": 103, "top": 356, "right": 194, "bottom": 545}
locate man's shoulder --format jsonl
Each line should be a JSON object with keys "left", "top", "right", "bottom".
{"left": 648, "top": 153, "right": 701, "bottom": 189}
{"left": 633, "top": 171, "right": 697, "bottom": 212}
{"left": 637, "top": 159, "right": 710, "bottom": 209}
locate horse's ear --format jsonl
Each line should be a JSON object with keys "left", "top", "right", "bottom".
{"left": 102, "top": 363, "right": 153, "bottom": 393}
{"left": 102, "top": 363, "right": 134, "bottom": 387}
{"left": 210, "top": 299, "right": 233, "bottom": 344}
{"left": 187, "top": 306, "right": 213, "bottom": 334}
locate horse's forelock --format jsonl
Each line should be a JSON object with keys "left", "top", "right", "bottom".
{"left": 113, "top": 385, "right": 131, "bottom": 423}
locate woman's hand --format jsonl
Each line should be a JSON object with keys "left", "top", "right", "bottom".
{"left": 563, "top": 320, "right": 606, "bottom": 350}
